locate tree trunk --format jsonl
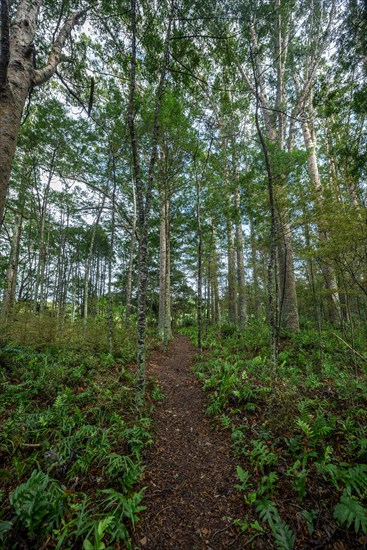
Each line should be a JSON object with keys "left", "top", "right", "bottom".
{"left": 277, "top": 218, "right": 300, "bottom": 331}
{"left": 249, "top": 217, "right": 261, "bottom": 316}
{"left": 210, "top": 217, "right": 221, "bottom": 324}
{"left": 164, "top": 198, "right": 172, "bottom": 346}
{"left": 83, "top": 199, "right": 105, "bottom": 332}
{"left": 1, "top": 209, "right": 23, "bottom": 320}
{"left": 158, "top": 185, "right": 167, "bottom": 339}
{"left": 235, "top": 184, "right": 247, "bottom": 328}
{"left": 0, "top": 1, "right": 82, "bottom": 226}
{"left": 33, "top": 152, "right": 55, "bottom": 313}
{"left": 197, "top": 171, "right": 203, "bottom": 354}
{"left": 220, "top": 134, "right": 237, "bottom": 325}
{"left": 301, "top": 116, "right": 341, "bottom": 324}
{"left": 108, "top": 158, "right": 117, "bottom": 354}
{"left": 125, "top": 183, "right": 136, "bottom": 322}
{"left": 127, "top": 0, "right": 173, "bottom": 394}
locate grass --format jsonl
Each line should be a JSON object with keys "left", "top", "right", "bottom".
{"left": 0, "top": 315, "right": 159, "bottom": 549}
{"left": 187, "top": 322, "right": 367, "bottom": 549}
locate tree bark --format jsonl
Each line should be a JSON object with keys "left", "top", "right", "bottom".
{"left": 164, "top": 197, "right": 172, "bottom": 346}
{"left": 125, "top": 183, "right": 136, "bottom": 322}
{"left": 158, "top": 184, "right": 167, "bottom": 338}
{"left": 235, "top": 183, "right": 247, "bottom": 328}
{"left": 249, "top": 217, "right": 261, "bottom": 316}
{"left": 210, "top": 217, "right": 221, "bottom": 324}
{"left": 33, "top": 150, "right": 56, "bottom": 313}
{"left": 83, "top": 199, "right": 105, "bottom": 332}
{"left": 0, "top": 0, "right": 82, "bottom": 226}
{"left": 301, "top": 116, "right": 341, "bottom": 324}
{"left": 196, "top": 167, "right": 203, "bottom": 354}
{"left": 108, "top": 156, "right": 117, "bottom": 354}
{"left": 127, "top": 0, "right": 173, "bottom": 393}
{"left": 222, "top": 137, "right": 237, "bottom": 325}
{"left": 1, "top": 209, "right": 23, "bottom": 320}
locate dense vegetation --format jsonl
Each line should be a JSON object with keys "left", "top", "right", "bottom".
{"left": 1, "top": 0, "right": 367, "bottom": 547}
{"left": 190, "top": 323, "right": 367, "bottom": 548}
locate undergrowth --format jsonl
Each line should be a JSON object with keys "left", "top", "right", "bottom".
{"left": 185, "top": 322, "right": 367, "bottom": 549}
{"left": 0, "top": 318, "right": 160, "bottom": 549}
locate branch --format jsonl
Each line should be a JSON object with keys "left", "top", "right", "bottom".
{"left": 32, "top": 10, "right": 84, "bottom": 86}
{"left": 0, "top": 0, "right": 10, "bottom": 91}
{"left": 331, "top": 332, "right": 367, "bottom": 365}
{"left": 170, "top": 34, "right": 229, "bottom": 40}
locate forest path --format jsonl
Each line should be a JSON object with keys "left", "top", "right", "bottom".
{"left": 136, "top": 335, "right": 245, "bottom": 549}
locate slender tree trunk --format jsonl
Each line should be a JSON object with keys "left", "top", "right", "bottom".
{"left": 33, "top": 156, "right": 55, "bottom": 313}
{"left": 83, "top": 199, "right": 105, "bottom": 332}
{"left": 301, "top": 116, "right": 341, "bottom": 324}
{"left": 164, "top": 198, "right": 172, "bottom": 346}
{"left": 127, "top": 0, "right": 173, "bottom": 393}
{"left": 1, "top": 209, "right": 23, "bottom": 320}
{"left": 158, "top": 184, "right": 167, "bottom": 339}
{"left": 227, "top": 219, "right": 237, "bottom": 324}
{"left": 197, "top": 172, "right": 203, "bottom": 354}
{"left": 125, "top": 184, "right": 136, "bottom": 322}
{"left": 71, "top": 265, "right": 77, "bottom": 324}
{"left": 108, "top": 164, "right": 117, "bottom": 355}
{"left": 235, "top": 184, "right": 247, "bottom": 327}
{"left": 249, "top": 217, "right": 261, "bottom": 316}
{"left": 277, "top": 216, "right": 300, "bottom": 331}
{"left": 254, "top": 76, "right": 278, "bottom": 365}
{"left": 240, "top": 12, "right": 299, "bottom": 333}
{"left": 222, "top": 137, "right": 237, "bottom": 325}
{"left": 210, "top": 217, "right": 221, "bottom": 324}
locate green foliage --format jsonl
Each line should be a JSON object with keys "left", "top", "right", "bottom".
{"left": 9, "top": 470, "right": 65, "bottom": 537}
{"left": 0, "top": 337, "right": 153, "bottom": 548}
{"left": 256, "top": 500, "right": 296, "bottom": 550}
{"left": 105, "top": 454, "right": 143, "bottom": 492}
{"left": 100, "top": 487, "right": 146, "bottom": 527}
{"left": 333, "top": 492, "right": 367, "bottom": 534}
{"left": 83, "top": 516, "right": 114, "bottom": 550}
{"left": 235, "top": 466, "right": 250, "bottom": 491}
{"left": 270, "top": 516, "right": 296, "bottom": 550}
{"left": 250, "top": 440, "right": 278, "bottom": 470}
{"left": 194, "top": 321, "right": 367, "bottom": 548}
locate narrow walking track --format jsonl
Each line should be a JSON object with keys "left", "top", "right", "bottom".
{"left": 136, "top": 335, "right": 246, "bottom": 549}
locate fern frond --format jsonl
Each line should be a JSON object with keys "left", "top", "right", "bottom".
{"left": 270, "top": 516, "right": 296, "bottom": 550}
{"left": 333, "top": 492, "right": 367, "bottom": 534}
{"left": 295, "top": 418, "right": 314, "bottom": 439}
{"left": 255, "top": 499, "right": 278, "bottom": 523}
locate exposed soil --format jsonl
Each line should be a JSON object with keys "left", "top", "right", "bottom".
{"left": 136, "top": 335, "right": 246, "bottom": 549}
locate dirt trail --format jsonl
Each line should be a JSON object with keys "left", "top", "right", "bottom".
{"left": 137, "top": 335, "right": 246, "bottom": 549}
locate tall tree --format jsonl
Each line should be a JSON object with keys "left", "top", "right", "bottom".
{"left": 127, "top": 0, "right": 173, "bottom": 393}
{"left": 0, "top": 0, "right": 83, "bottom": 226}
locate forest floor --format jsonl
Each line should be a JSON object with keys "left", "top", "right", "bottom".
{"left": 136, "top": 335, "right": 246, "bottom": 549}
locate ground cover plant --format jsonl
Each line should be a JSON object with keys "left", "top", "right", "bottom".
{"left": 0, "top": 317, "right": 160, "bottom": 549}
{"left": 188, "top": 323, "right": 367, "bottom": 549}
{"left": 1, "top": 0, "right": 367, "bottom": 547}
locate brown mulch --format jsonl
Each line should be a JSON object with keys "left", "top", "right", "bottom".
{"left": 136, "top": 335, "right": 246, "bottom": 549}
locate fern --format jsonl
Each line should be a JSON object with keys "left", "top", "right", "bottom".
{"left": 295, "top": 418, "right": 314, "bottom": 439}
{"left": 297, "top": 400, "right": 313, "bottom": 422}
{"left": 258, "top": 472, "right": 279, "bottom": 497}
{"left": 235, "top": 466, "right": 250, "bottom": 491}
{"left": 342, "top": 464, "right": 367, "bottom": 497}
{"left": 256, "top": 499, "right": 278, "bottom": 523}
{"left": 256, "top": 499, "right": 295, "bottom": 549}
{"left": 250, "top": 440, "right": 278, "bottom": 469}
{"left": 333, "top": 492, "right": 367, "bottom": 534}
{"left": 317, "top": 462, "right": 367, "bottom": 497}
{"left": 270, "top": 516, "right": 296, "bottom": 550}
